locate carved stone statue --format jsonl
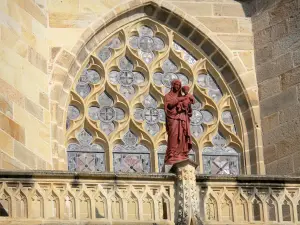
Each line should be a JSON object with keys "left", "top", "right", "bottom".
{"left": 164, "top": 80, "right": 194, "bottom": 165}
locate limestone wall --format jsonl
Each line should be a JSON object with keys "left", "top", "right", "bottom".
{"left": 252, "top": 0, "right": 300, "bottom": 175}
{"left": 0, "top": 0, "right": 50, "bottom": 170}
{"left": 0, "top": 0, "right": 261, "bottom": 172}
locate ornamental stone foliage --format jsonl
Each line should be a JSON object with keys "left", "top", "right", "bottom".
{"left": 66, "top": 18, "right": 243, "bottom": 174}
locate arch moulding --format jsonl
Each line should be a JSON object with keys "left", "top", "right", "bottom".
{"left": 49, "top": 0, "right": 265, "bottom": 174}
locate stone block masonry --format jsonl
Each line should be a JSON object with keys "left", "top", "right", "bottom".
{"left": 253, "top": 0, "right": 300, "bottom": 175}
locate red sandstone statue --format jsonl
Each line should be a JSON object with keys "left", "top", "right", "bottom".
{"left": 164, "top": 80, "right": 194, "bottom": 165}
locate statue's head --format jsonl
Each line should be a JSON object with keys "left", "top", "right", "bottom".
{"left": 171, "top": 79, "right": 181, "bottom": 93}
{"left": 182, "top": 85, "right": 190, "bottom": 94}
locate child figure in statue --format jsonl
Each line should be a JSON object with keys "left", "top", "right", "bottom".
{"left": 177, "top": 85, "right": 194, "bottom": 150}
{"left": 177, "top": 86, "right": 195, "bottom": 114}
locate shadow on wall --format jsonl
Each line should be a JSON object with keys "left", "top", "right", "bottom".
{"left": 241, "top": 0, "right": 300, "bottom": 175}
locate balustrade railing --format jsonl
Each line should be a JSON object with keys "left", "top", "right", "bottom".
{"left": 198, "top": 175, "right": 300, "bottom": 224}
{"left": 0, "top": 171, "right": 175, "bottom": 225}
{"left": 1, "top": 170, "right": 300, "bottom": 225}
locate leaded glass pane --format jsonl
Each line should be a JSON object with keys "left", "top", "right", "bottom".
{"left": 129, "top": 26, "right": 164, "bottom": 64}
{"left": 98, "top": 37, "right": 121, "bottom": 62}
{"left": 203, "top": 133, "right": 239, "bottom": 175}
{"left": 197, "top": 74, "right": 223, "bottom": 103}
{"left": 68, "top": 106, "right": 80, "bottom": 120}
{"left": 67, "top": 129, "right": 105, "bottom": 172}
{"left": 133, "top": 95, "right": 165, "bottom": 136}
{"left": 89, "top": 92, "right": 124, "bottom": 135}
{"left": 222, "top": 111, "right": 237, "bottom": 134}
{"left": 108, "top": 56, "right": 145, "bottom": 100}
{"left": 113, "top": 131, "right": 150, "bottom": 172}
{"left": 173, "top": 41, "right": 197, "bottom": 65}
{"left": 153, "top": 59, "right": 189, "bottom": 93}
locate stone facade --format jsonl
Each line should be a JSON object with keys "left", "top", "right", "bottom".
{"left": 251, "top": 0, "right": 300, "bottom": 175}
{"left": 0, "top": 0, "right": 300, "bottom": 223}
{"left": 0, "top": 0, "right": 264, "bottom": 174}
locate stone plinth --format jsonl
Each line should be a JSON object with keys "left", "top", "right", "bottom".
{"left": 170, "top": 159, "right": 202, "bottom": 225}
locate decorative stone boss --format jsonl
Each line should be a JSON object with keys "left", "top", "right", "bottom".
{"left": 164, "top": 79, "right": 195, "bottom": 166}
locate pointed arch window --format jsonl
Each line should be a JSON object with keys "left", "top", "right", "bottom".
{"left": 65, "top": 19, "right": 243, "bottom": 173}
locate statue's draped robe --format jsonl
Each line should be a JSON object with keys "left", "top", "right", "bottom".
{"left": 164, "top": 91, "right": 192, "bottom": 164}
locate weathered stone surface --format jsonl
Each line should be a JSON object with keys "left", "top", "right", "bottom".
{"left": 261, "top": 112, "right": 279, "bottom": 133}
{"left": 25, "top": 98, "right": 43, "bottom": 121}
{"left": 238, "top": 51, "right": 254, "bottom": 70}
{"left": 0, "top": 95, "right": 13, "bottom": 118}
{"left": 277, "top": 155, "right": 294, "bottom": 175}
{"left": 217, "top": 34, "right": 253, "bottom": 50}
{"left": 28, "top": 47, "right": 47, "bottom": 73}
{"left": 0, "top": 78, "right": 25, "bottom": 107}
{"left": 257, "top": 52, "right": 294, "bottom": 83}
{"left": 268, "top": 0, "right": 298, "bottom": 26}
{"left": 0, "top": 129, "right": 13, "bottom": 156}
{"left": 171, "top": 2, "right": 213, "bottom": 16}
{"left": 294, "top": 48, "right": 300, "bottom": 66}
{"left": 0, "top": 112, "right": 25, "bottom": 144}
{"left": 39, "top": 92, "right": 49, "bottom": 110}
{"left": 197, "top": 17, "right": 238, "bottom": 33}
{"left": 258, "top": 77, "right": 281, "bottom": 100}
{"left": 213, "top": 3, "right": 253, "bottom": 17}
{"left": 280, "top": 66, "right": 300, "bottom": 90}
{"left": 263, "top": 144, "right": 276, "bottom": 164}
{"left": 260, "top": 87, "right": 297, "bottom": 117}
{"left": 271, "top": 31, "right": 300, "bottom": 58}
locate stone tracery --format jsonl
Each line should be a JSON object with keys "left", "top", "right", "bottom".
{"left": 65, "top": 18, "right": 243, "bottom": 173}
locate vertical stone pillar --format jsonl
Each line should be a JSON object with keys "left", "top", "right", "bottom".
{"left": 171, "top": 159, "right": 202, "bottom": 225}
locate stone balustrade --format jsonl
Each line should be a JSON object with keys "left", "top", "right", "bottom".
{"left": 1, "top": 168, "right": 300, "bottom": 225}
{"left": 0, "top": 171, "right": 176, "bottom": 225}
{"left": 198, "top": 175, "right": 300, "bottom": 224}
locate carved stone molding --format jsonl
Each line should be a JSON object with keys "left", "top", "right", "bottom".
{"left": 171, "top": 159, "right": 202, "bottom": 225}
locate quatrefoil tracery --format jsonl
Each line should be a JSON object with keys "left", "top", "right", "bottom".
{"left": 129, "top": 26, "right": 165, "bottom": 64}
{"left": 133, "top": 94, "right": 165, "bottom": 136}
{"left": 109, "top": 56, "right": 145, "bottom": 100}
{"left": 66, "top": 18, "right": 243, "bottom": 174}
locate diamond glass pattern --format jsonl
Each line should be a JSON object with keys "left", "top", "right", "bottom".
{"left": 203, "top": 132, "right": 239, "bottom": 175}
{"left": 133, "top": 95, "right": 165, "bottom": 136}
{"left": 190, "top": 98, "right": 213, "bottom": 138}
{"left": 67, "top": 129, "right": 105, "bottom": 172}
{"left": 75, "top": 69, "right": 101, "bottom": 99}
{"left": 109, "top": 57, "right": 145, "bottom": 100}
{"left": 98, "top": 37, "right": 121, "bottom": 62}
{"left": 173, "top": 41, "right": 197, "bottom": 65}
{"left": 153, "top": 59, "right": 189, "bottom": 93}
{"left": 113, "top": 131, "right": 150, "bottom": 173}
{"left": 129, "top": 26, "right": 164, "bottom": 64}
{"left": 157, "top": 145, "right": 195, "bottom": 172}
{"left": 197, "top": 74, "right": 223, "bottom": 103}
{"left": 88, "top": 92, "right": 125, "bottom": 135}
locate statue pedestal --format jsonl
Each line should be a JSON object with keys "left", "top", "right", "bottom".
{"left": 170, "top": 159, "right": 202, "bottom": 225}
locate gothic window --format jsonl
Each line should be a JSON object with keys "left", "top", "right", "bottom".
{"left": 66, "top": 19, "right": 243, "bottom": 173}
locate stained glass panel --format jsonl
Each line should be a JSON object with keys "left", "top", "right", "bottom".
{"left": 113, "top": 131, "right": 150, "bottom": 172}
{"left": 66, "top": 19, "right": 243, "bottom": 174}
{"left": 203, "top": 133, "right": 239, "bottom": 175}
{"left": 133, "top": 95, "right": 165, "bottom": 136}
{"left": 67, "top": 129, "right": 105, "bottom": 172}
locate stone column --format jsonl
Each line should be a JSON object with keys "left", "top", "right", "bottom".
{"left": 170, "top": 159, "right": 202, "bottom": 225}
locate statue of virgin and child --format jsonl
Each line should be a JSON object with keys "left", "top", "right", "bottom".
{"left": 164, "top": 79, "right": 195, "bottom": 165}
